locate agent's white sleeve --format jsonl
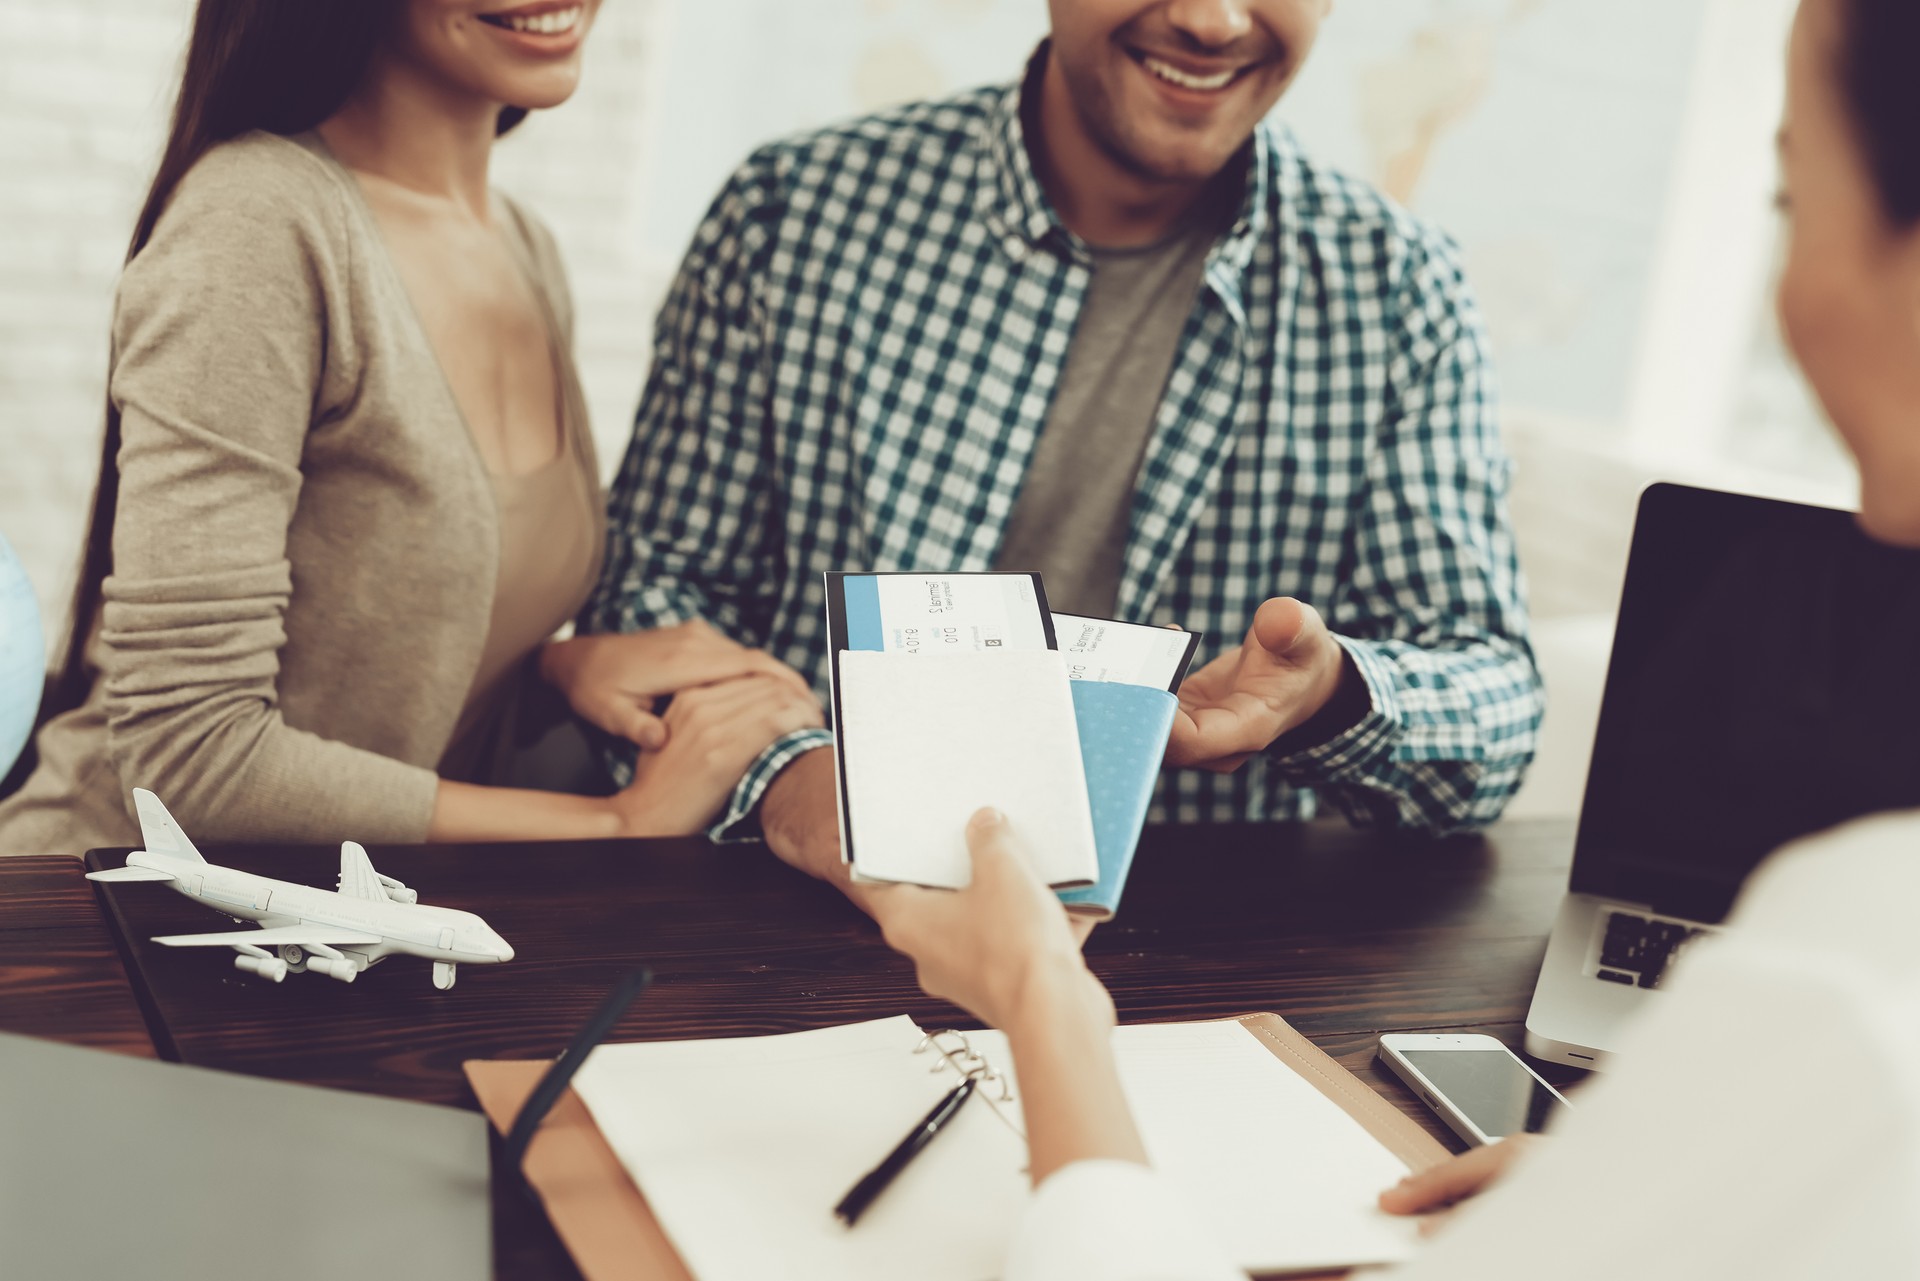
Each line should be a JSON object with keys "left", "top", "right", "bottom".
{"left": 1387, "top": 815, "right": 1920, "bottom": 1281}
{"left": 1005, "top": 1159, "right": 1247, "bottom": 1281}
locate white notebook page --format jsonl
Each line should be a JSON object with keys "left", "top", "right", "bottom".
{"left": 978, "top": 1020, "right": 1423, "bottom": 1273}
{"left": 572, "top": 1017, "right": 1421, "bottom": 1281}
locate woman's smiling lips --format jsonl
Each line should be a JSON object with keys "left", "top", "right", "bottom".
{"left": 475, "top": 1, "right": 586, "bottom": 54}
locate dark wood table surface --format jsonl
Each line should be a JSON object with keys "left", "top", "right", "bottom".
{"left": 0, "top": 855, "right": 154, "bottom": 1058}
{"left": 52, "top": 819, "right": 1582, "bottom": 1280}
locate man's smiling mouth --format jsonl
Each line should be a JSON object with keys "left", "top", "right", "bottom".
{"left": 1141, "top": 56, "right": 1237, "bottom": 91}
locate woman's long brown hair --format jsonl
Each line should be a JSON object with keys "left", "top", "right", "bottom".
{"left": 40, "top": 0, "right": 526, "bottom": 727}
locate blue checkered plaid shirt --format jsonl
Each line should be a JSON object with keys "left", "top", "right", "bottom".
{"left": 585, "top": 72, "right": 1543, "bottom": 838}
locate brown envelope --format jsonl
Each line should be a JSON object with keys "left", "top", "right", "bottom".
{"left": 464, "top": 1013, "right": 1449, "bottom": 1281}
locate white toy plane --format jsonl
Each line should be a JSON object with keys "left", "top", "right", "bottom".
{"left": 86, "top": 789, "right": 513, "bottom": 989}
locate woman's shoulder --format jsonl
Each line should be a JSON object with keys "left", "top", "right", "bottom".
{"left": 149, "top": 131, "right": 356, "bottom": 255}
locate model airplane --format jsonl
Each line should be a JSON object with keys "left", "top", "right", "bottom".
{"left": 86, "top": 789, "right": 513, "bottom": 989}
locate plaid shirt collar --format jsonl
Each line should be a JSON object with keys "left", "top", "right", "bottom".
{"left": 978, "top": 43, "right": 1274, "bottom": 319}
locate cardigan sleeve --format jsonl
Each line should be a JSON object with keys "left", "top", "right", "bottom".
{"left": 97, "top": 141, "right": 440, "bottom": 843}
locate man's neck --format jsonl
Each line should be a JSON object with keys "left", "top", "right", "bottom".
{"left": 1027, "top": 51, "right": 1218, "bottom": 249}
{"left": 317, "top": 54, "right": 499, "bottom": 221}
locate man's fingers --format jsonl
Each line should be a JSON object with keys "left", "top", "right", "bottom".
{"left": 1250, "top": 596, "right": 1319, "bottom": 663}
{"left": 1378, "top": 1143, "right": 1519, "bottom": 1215}
{"left": 1164, "top": 703, "right": 1271, "bottom": 768}
{"left": 669, "top": 671, "right": 787, "bottom": 723}
{"left": 629, "top": 711, "right": 668, "bottom": 751}
{"left": 598, "top": 698, "right": 667, "bottom": 749}
{"left": 660, "top": 647, "right": 810, "bottom": 697}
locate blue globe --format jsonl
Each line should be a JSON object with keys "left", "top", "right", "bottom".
{"left": 0, "top": 532, "right": 44, "bottom": 781}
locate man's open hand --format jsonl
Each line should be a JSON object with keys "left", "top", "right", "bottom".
{"left": 1164, "top": 597, "right": 1354, "bottom": 772}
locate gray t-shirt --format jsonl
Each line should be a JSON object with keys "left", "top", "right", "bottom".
{"left": 994, "top": 202, "right": 1228, "bottom": 617}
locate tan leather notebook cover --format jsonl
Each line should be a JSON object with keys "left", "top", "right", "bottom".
{"left": 464, "top": 1013, "right": 1449, "bottom": 1281}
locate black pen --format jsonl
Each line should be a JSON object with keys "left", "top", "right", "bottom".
{"left": 833, "top": 1074, "right": 980, "bottom": 1226}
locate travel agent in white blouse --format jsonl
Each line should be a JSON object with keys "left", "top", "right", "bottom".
{"left": 872, "top": 2, "right": 1920, "bottom": 1274}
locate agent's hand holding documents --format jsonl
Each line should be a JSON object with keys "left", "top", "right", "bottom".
{"left": 812, "top": 571, "right": 1191, "bottom": 916}
{"left": 871, "top": 808, "right": 1144, "bottom": 1188}
{"left": 873, "top": 809, "right": 1113, "bottom": 1041}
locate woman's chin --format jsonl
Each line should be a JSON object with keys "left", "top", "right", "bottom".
{"left": 484, "top": 67, "right": 585, "bottom": 114}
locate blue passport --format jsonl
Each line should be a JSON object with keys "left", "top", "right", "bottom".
{"left": 1056, "top": 679, "right": 1181, "bottom": 920}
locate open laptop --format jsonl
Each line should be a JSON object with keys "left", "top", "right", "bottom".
{"left": 1525, "top": 482, "right": 1920, "bottom": 1068}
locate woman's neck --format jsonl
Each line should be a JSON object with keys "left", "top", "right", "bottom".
{"left": 318, "top": 54, "right": 499, "bottom": 220}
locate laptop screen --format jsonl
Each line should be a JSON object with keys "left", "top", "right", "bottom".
{"left": 1570, "top": 483, "right": 1920, "bottom": 924}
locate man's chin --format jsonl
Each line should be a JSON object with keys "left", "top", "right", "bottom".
{"left": 1109, "top": 135, "right": 1247, "bottom": 188}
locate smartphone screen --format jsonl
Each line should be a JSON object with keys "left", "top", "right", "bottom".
{"left": 1399, "top": 1050, "right": 1561, "bottom": 1138}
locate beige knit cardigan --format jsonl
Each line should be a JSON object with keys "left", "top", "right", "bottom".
{"left": 0, "top": 131, "right": 588, "bottom": 855}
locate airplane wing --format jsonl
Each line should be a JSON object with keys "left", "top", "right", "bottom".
{"left": 335, "top": 841, "right": 388, "bottom": 903}
{"left": 86, "top": 866, "right": 178, "bottom": 883}
{"left": 151, "top": 924, "right": 383, "bottom": 949}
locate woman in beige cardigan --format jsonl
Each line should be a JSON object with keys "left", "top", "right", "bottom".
{"left": 0, "top": 0, "right": 820, "bottom": 856}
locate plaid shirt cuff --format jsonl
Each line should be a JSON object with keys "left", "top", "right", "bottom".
{"left": 709, "top": 727, "right": 838, "bottom": 844}
{"left": 1270, "top": 635, "right": 1403, "bottom": 779}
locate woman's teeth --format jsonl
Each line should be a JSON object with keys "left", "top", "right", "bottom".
{"left": 486, "top": 5, "right": 582, "bottom": 35}
{"left": 1142, "top": 56, "right": 1237, "bottom": 92}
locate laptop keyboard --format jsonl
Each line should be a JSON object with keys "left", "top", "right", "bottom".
{"left": 1595, "top": 911, "right": 1706, "bottom": 989}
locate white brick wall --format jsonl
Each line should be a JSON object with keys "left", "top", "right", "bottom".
{"left": 0, "top": 0, "right": 671, "bottom": 649}
{"left": 0, "top": 1, "right": 187, "bottom": 646}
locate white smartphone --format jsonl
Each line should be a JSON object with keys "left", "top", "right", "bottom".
{"left": 1377, "top": 1033, "right": 1572, "bottom": 1147}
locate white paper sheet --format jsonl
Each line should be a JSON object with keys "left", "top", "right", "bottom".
{"left": 572, "top": 1018, "right": 1423, "bottom": 1281}
{"left": 573, "top": 1017, "right": 1030, "bottom": 1281}
{"left": 977, "top": 1021, "right": 1424, "bottom": 1274}
{"left": 836, "top": 648, "right": 1098, "bottom": 889}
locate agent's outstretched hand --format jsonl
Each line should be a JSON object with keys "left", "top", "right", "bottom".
{"left": 1379, "top": 1135, "right": 1541, "bottom": 1235}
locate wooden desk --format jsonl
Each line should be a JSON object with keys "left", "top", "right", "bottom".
{"left": 0, "top": 856, "right": 154, "bottom": 1057}
{"left": 83, "top": 820, "right": 1581, "bottom": 1280}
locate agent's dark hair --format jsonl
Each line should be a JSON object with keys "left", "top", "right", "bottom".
{"left": 1840, "top": 0, "right": 1920, "bottom": 226}
{"left": 42, "top": 0, "right": 527, "bottom": 726}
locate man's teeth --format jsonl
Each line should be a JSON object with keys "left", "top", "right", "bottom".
{"left": 1142, "top": 56, "right": 1236, "bottom": 92}
{"left": 496, "top": 6, "right": 581, "bottom": 35}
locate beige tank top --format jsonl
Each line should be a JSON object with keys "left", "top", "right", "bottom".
{"left": 436, "top": 212, "right": 604, "bottom": 785}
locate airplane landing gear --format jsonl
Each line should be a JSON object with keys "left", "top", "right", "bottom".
{"left": 279, "top": 943, "right": 309, "bottom": 973}
{"left": 432, "top": 961, "right": 457, "bottom": 991}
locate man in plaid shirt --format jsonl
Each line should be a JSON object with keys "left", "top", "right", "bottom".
{"left": 576, "top": 2, "right": 1543, "bottom": 889}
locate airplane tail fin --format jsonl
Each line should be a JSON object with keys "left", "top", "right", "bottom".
{"left": 131, "top": 789, "right": 206, "bottom": 864}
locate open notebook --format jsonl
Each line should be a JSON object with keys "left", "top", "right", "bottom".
{"left": 466, "top": 1014, "right": 1447, "bottom": 1281}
